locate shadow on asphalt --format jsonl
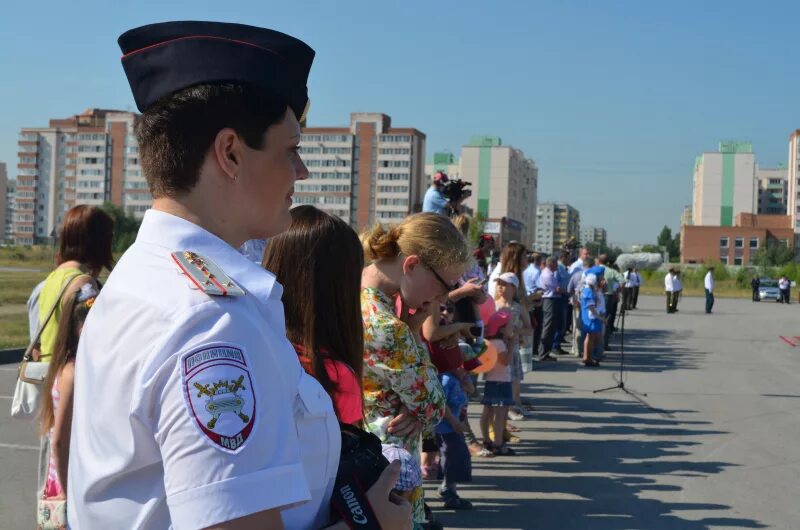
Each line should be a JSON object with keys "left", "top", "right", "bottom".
{"left": 433, "top": 368, "right": 765, "bottom": 529}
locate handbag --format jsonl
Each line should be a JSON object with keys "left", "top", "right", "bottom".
{"left": 37, "top": 497, "right": 67, "bottom": 530}
{"left": 10, "top": 273, "right": 89, "bottom": 419}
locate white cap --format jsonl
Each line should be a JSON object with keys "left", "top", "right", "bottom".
{"left": 495, "top": 272, "right": 519, "bottom": 289}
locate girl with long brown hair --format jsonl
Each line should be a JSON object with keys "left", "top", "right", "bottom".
{"left": 263, "top": 205, "right": 364, "bottom": 424}
{"left": 33, "top": 205, "right": 114, "bottom": 362}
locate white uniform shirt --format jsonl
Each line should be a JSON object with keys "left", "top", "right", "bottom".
{"left": 705, "top": 271, "right": 715, "bottom": 292}
{"left": 632, "top": 272, "right": 642, "bottom": 287}
{"left": 624, "top": 271, "right": 636, "bottom": 289}
{"left": 673, "top": 276, "right": 682, "bottom": 292}
{"left": 664, "top": 273, "right": 674, "bottom": 292}
{"left": 68, "top": 210, "right": 340, "bottom": 530}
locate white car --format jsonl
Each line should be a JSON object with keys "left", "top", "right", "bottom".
{"left": 758, "top": 279, "right": 781, "bottom": 302}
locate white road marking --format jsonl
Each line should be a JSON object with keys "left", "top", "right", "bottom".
{"left": 0, "top": 442, "right": 38, "bottom": 451}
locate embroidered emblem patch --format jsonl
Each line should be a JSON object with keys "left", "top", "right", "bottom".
{"left": 181, "top": 344, "right": 257, "bottom": 453}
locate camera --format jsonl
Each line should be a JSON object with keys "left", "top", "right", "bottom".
{"left": 330, "top": 423, "right": 389, "bottom": 529}
{"left": 441, "top": 178, "right": 472, "bottom": 203}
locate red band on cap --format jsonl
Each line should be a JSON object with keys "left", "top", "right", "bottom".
{"left": 122, "top": 34, "right": 277, "bottom": 59}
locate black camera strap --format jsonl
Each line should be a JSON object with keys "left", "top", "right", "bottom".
{"left": 330, "top": 472, "right": 383, "bottom": 530}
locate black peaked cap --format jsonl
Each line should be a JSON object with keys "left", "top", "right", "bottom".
{"left": 118, "top": 21, "right": 315, "bottom": 118}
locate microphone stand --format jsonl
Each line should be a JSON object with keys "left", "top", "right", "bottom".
{"left": 593, "top": 302, "right": 647, "bottom": 399}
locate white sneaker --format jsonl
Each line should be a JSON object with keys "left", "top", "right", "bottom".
{"left": 508, "top": 409, "right": 525, "bottom": 421}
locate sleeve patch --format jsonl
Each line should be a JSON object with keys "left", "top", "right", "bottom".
{"left": 180, "top": 343, "right": 258, "bottom": 454}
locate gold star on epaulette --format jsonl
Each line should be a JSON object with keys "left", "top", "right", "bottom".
{"left": 171, "top": 251, "right": 245, "bottom": 297}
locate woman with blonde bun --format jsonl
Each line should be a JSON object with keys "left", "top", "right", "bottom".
{"left": 360, "top": 212, "right": 471, "bottom": 528}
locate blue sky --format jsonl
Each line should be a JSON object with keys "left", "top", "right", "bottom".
{"left": 1, "top": 0, "right": 798, "bottom": 244}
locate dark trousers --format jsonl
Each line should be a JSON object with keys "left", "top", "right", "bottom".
{"left": 752, "top": 287, "right": 759, "bottom": 302}
{"left": 604, "top": 293, "right": 618, "bottom": 348}
{"left": 671, "top": 291, "right": 680, "bottom": 312}
{"left": 539, "top": 298, "right": 561, "bottom": 358}
{"left": 666, "top": 291, "right": 674, "bottom": 313}
{"left": 705, "top": 289, "right": 714, "bottom": 313}
{"left": 530, "top": 306, "right": 543, "bottom": 361}
{"left": 622, "top": 287, "right": 633, "bottom": 311}
{"left": 552, "top": 297, "right": 569, "bottom": 349}
{"left": 632, "top": 286, "right": 640, "bottom": 308}
{"left": 781, "top": 289, "right": 791, "bottom": 304}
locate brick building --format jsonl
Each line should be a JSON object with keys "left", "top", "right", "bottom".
{"left": 680, "top": 213, "right": 793, "bottom": 265}
{"left": 296, "top": 113, "right": 426, "bottom": 229}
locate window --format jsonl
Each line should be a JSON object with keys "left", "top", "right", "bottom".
{"left": 720, "top": 254, "right": 729, "bottom": 265}
{"left": 735, "top": 237, "right": 743, "bottom": 248}
{"left": 750, "top": 237, "right": 759, "bottom": 249}
{"left": 734, "top": 256, "right": 743, "bottom": 265}
{"left": 720, "top": 237, "right": 729, "bottom": 248}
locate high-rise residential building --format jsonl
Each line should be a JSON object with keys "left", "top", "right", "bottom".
{"left": 756, "top": 165, "right": 788, "bottom": 215}
{"left": 692, "top": 141, "right": 757, "bottom": 227}
{"left": 580, "top": 226, "right": 607, "bottom": 247}
{"left": 0, "top": 162, "right": 7, "bottom": 243}
{"left": 681, "top": 204, "right": 693, "bottom": 226}
{"left": 14, "top": 109, "right": 147, "bottom": 245}
{"left": 425, "top": 151, "right": 461, "bottom": 180}
{"left": 460, "top": 136, "right": 538, "bottom": 246}
{"left": 4, "top": 178, "right": 15, "bottom": 244}
{"left": 534, "top": 202, "right": 580, "bottom": 255}
{"left": 296, "top": 113, "right": 426, "bottom": 228}
{"left": 787, "top": 130, "right": 800, "bottom": 249}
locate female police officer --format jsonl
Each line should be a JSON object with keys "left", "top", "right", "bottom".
{"left": 67, "top": 21, "right": 409, "bottom": 530}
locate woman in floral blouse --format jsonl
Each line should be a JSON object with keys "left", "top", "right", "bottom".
{"left": 361, "top": 212, "right": 471, "bottom": 528}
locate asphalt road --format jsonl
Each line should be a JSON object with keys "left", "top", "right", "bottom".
{"left": 2, "top": 295, "right": 799, "bottom": 529}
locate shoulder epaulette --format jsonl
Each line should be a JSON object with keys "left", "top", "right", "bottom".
{"left": 171, "top": 251, "right": 245, "bottom": 297}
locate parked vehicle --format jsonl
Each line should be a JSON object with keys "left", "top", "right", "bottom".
{"left": 758, "top": 278, "right": 781, "bottom": 302}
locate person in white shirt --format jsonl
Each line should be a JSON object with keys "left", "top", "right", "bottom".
{"left": 568, "top": 247, "right": 590, "bottom": 274}
{"left": 622, "top": 268, "right": 635, "bottom": 312}
{"left": 672, "top": 271, "right": 683, "bottom": 313}
{"left": 779, "top": 275, "right": 791, "bottom": 304}
{"left": 664, "top": 268, "right": 675, "bottom": 314}
{"left": 68, "top": 21, "right": 408, "bottom": 530}
{"left": 631, "top": 268, "right": 642, "bottom": 309}
{"left": 704, "top": 267, "right": 715, "bottom": 314}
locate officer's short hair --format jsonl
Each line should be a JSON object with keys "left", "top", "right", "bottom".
{"left": 135, "top": 83, "right": 288, "bottom": 198}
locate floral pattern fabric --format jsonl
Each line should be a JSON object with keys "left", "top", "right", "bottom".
{"left": 361, "top": 287, "right": 446, "bottom": 524}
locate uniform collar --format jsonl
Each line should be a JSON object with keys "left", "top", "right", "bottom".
{"left": 136, "top": 209, "right": 280, "bottom": 302}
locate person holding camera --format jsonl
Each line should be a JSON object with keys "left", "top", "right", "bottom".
{"left": 68, "top": 21, "right": 408, "bottom": 530}
{"left": 422, "top": 172, "right": 462, "bottom": 216}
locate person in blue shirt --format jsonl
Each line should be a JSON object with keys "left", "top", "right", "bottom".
{"left": 580, "top": 269, "right": 605, "bottom": 367}
{"left": 552, "top": 251, "right": 573, "bottom": 354}
{"left": 423, "top": 172, "right": 461, "bottom": 216}
{"left": 435, "top": 368, "right": 473, "bottom": 510}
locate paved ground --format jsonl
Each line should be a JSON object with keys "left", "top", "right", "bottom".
{"left": 2, "top": 294, "right": 799, "bottom": 529}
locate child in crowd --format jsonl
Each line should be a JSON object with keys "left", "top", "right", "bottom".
{"left": 434, "top": 358, "right": 474, "bottom": 509}
{"left": 493, "top": 272, "right": 532, "bottom": 424}
{"left": 480, "top": 309, "right": 515, "bottom": 456}
{"left": 581, "top": 271, "right": 603, "bottom": 367}
{"left": 39, "top": 282, "right": 98, "bottom": 502}
{"left": 382, "top": 444, "right": 423, "bottom": 504}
